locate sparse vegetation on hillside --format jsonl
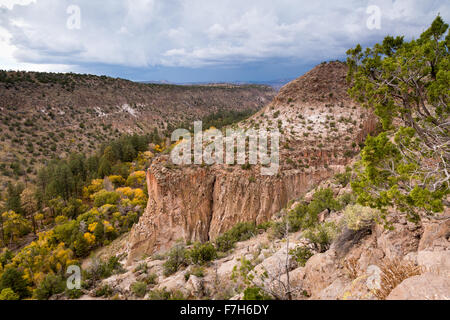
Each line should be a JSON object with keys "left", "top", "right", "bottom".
{"left": 0, "top": 72, "right": 274, "bottom": 191}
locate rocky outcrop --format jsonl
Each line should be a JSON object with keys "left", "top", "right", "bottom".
{"left": 127, "top": 162, "right": 335, "bottom": 262}
{"left": 128, "top": 165, "right": 216, "bottom": 261}
{"left": 387, "top": 273, "right": 450, "bottom": 300}
{"left": 209, "top": 168, "right": 335, "bottom": 240}
{"left": 127, "top": 62, "right": 379, "bottom": 263}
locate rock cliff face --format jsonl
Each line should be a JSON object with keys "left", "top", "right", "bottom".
{"left": 127, "top": 62, "right": 378, "bottom": 263}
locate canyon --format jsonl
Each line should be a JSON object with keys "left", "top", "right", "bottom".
{"left": 0, "top": 70, "right": 275, "bottom": 190}
{"left": 127, "top": 61, "right": 378, "bottom": 263}
{"left": 71, "top": 61, "right": 448, "bottom": 301}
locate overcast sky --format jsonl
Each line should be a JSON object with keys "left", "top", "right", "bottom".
{"left": 0, "top": 0, "right": 448, "bottom": 82}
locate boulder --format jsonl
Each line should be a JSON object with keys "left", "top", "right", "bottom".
{"left": 419, "top": 220, "right": 450, "bottom": 251}
{"left": 417, "top": 250, "right": 450, "bottom": 276}
{"left": 155, "top": 272, "right": 188, "bottom": 295}
{"left": 317, "top": 278, "right": 349, "bottom": 300}
{"left": 387, "top": 273, "right": 450, "bottom": 300}
{"left": 376, "top": 223, "right": 422, "bottom": 260}
{"left": 303, "top": 250, "right": 341, "bottom": 298}
{"left": 253, "top": 243, "right": 297, "bottom": 279}
{"left": 186, "top": 275, "right": 204, "bottom": 297}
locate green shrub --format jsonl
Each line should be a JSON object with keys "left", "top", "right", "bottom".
{"left": 134, "top": 262, "right": 148, "bottom": 274}
{"left": 287, "top": 203, "right": 316, "bottom": 232}
{"left": 310, "top": 188, "right": 341, "bottom": 212}
{"left": 65, "top": 288, "right": 83, "bottom": 300}
{"left": 94, "top": 284, "right": 113, "bottom": 297}
{"left": 185, "top": 266, "right": 205, "bottom": 281}
{"left": 287, "top": 188, "right": 341, "bottom": 233}
{"left": 188, "top": 242, "right": 217, "bottom": 265}
{"left": 144, "top": 273, "right": 158, "bottom": 285}
{"left": 303, "top": 222, "right": 340, "bottom": 253}
{"left": 343, "top": 204, "right": 380, "bottom": 231}
{"left": 84, "top": 256, "right": 124, "bottom": 285}
{"left": 0, "top": 288, "right": 20, "bottom": 300}
{"left": 0, "top": 268, "right": 31, "bottom": 299}
{"left": 256, "top": 221, "right": 272, "bottom": 231}
{"left": 33, "top": 274, "right": 66, "bottom": 300}
{"left": 163, "top": 244, "right": 188, "bottom": 277}
{"left": 0, "top": 250, "right": 13, "bottom": 268}
{"left": 148, "top": 288, "right": 186, "bottom": 300}
{"left": 269, "top": 221, "right": 288, "bottom": 239}
{"left": 131, "top": 281, "right": 147, "bottom": 298}
{"left": 334, "top": 167, "right": 352, "bottom": 187}
{"left": 290, "top": 247, "right": 314, "bottom": 267}
{"left": 101, "top": 256, "right": 125, "bottom": 278}
{"left": 243, "top": 287, "right": 272, "bottom": 300}
{"left": 93, "top": 190, "right": 120, "bottom": 207}
{"left": 215, "top": 222, "right": 256, "bottom": 252}
{"left": 338, "top": 193, "right": 356, "bottom": 207}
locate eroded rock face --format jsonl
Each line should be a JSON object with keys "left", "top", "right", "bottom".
{"left": 127, "top": 62, "right": 379, "bottom": 263}
{"left": 128, "top": 164, "right": 334, "bottom": 263}
{"left": 128, "top": 165, "right": 216, "bottom": 262}
{"left": 208, "top": 168, "right": 334, "bottom": 240}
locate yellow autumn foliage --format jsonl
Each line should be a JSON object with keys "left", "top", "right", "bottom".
{"left": 154, "top": 144, "right": 164, "bottom": 153}
{"left": 55, "top": 215, "right": 68, "bottom": 225}
{"left": 116, "top": 187, "right": 134, "bottom": 198}
{"left": 88, "top": 222, "right": 98, "bottom": 233}
{"left": 83, "top": 233, "right": 96, "bottom": 245}
{"left": 103, "top": 220, "right": 114, "bottom": 233}
{"left": 83, "top": 179, "right": 104, "bottom": 199}
{"left": 108, "top": 175, "right": 126, "bottom": 186}
{"left": 126, "top": 171, "right": 146, "bottom": 187}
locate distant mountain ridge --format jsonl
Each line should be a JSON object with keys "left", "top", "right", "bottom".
{"left": 138, "top": 78, "right": 294, "bottom": 91}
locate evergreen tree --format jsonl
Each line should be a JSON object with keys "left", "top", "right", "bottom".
{"left": 347, "top": 16, "right": 449, "bottom": 221}
{"left": 0, "top": 268, "right": 31, "bottom": 299}
{"left": 5, "top": 182, "right": 24, "bottom": 215}
{"left": 20, "top": 188, "right": 38, "bottom": 235}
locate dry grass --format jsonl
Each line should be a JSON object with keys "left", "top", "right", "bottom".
{"left": 374, "top": 258, "right": 422, "bottom": 300}
{"left": 342, "top": 257, "right": 360, "bottom": 280}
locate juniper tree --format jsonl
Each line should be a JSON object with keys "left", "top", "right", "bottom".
{"left": 347, "top": 16, "right": 449, "bottom": 222}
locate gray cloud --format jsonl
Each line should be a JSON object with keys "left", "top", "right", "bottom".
{"left": 0, "top": 0, "right": 448, "bottom": 74}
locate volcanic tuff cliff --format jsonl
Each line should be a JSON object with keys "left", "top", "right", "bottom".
{"left": 127, "top": 62, "right": 379, "bottom": 263}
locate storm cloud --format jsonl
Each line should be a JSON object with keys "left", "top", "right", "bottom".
{"left": 0, "top": 0, "right": 448, "bottom": 81}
